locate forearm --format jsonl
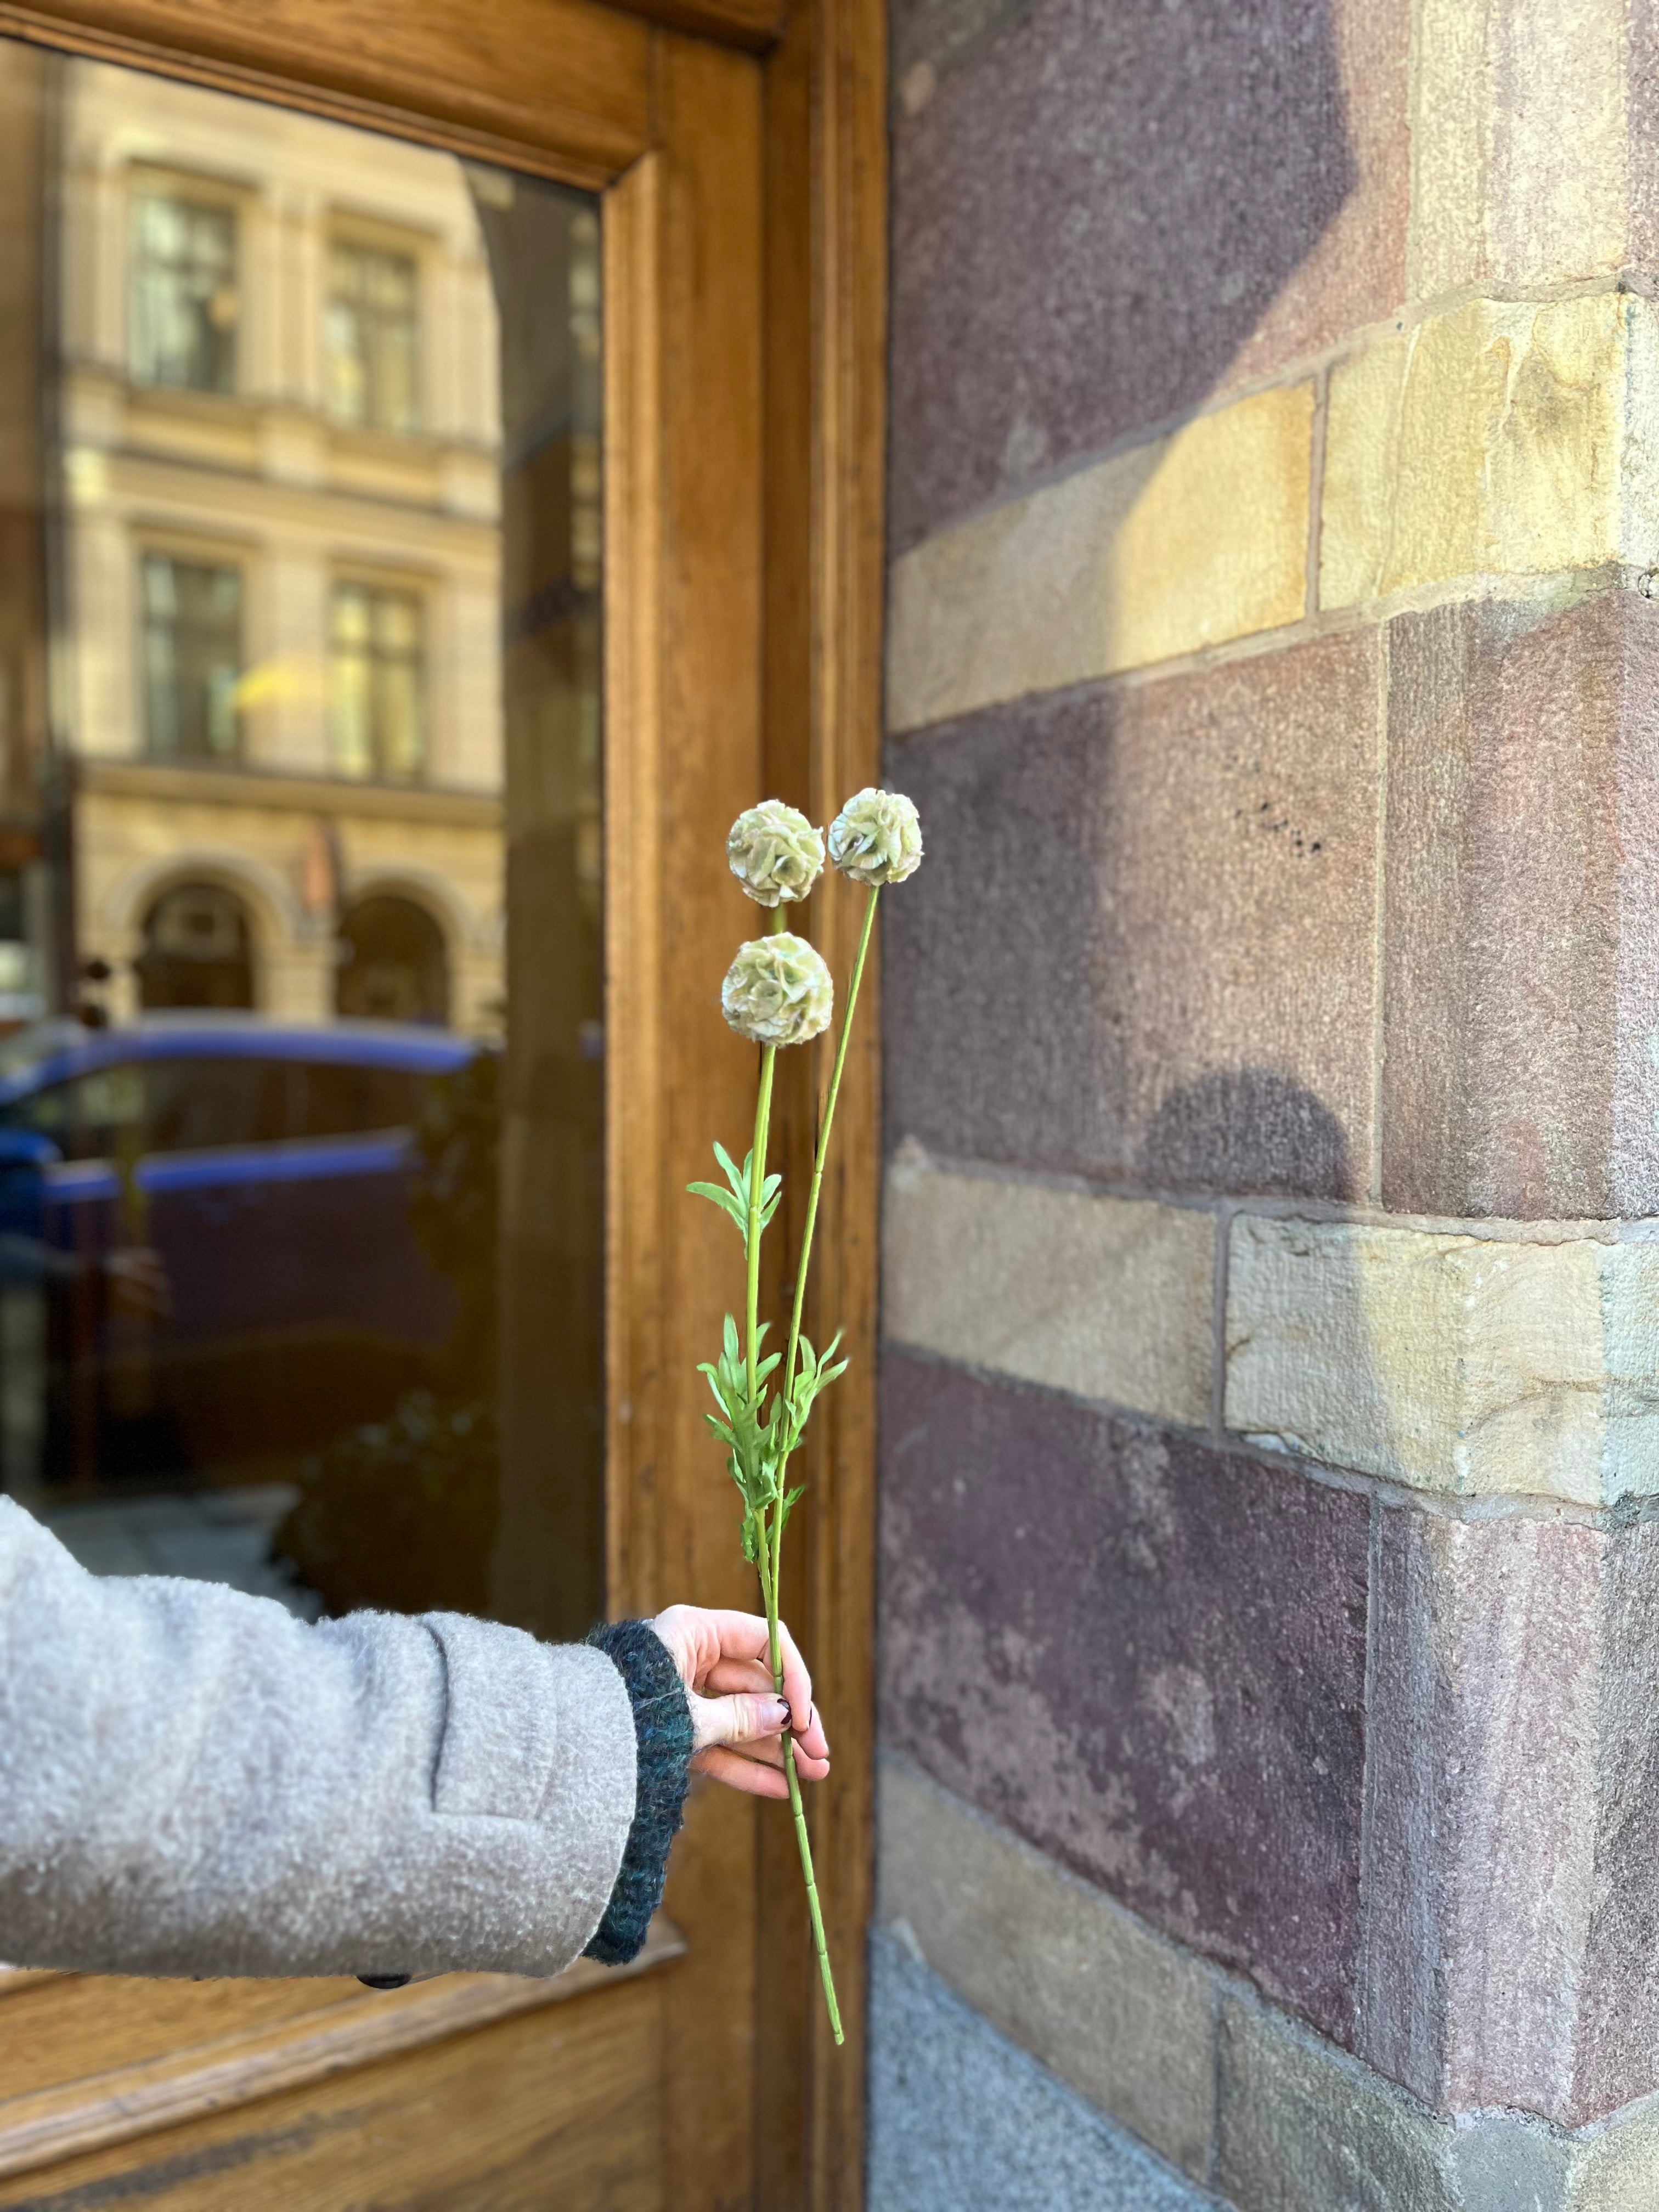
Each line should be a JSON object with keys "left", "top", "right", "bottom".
{"left": 0, "top": 1498, "right": 637, "bottom": 1980}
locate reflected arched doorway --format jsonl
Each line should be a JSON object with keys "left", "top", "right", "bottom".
{"left": 335, "top": 892, "right": 449, "bottom": 1024}
{"left": 137, "top": 881, "right": 256, "bottom": 1009}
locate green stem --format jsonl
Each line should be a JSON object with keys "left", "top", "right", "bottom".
{"left": 745, "top": 1045, "right": 777, "bottom": 1401}
{"left": 771, "top": 883, "right": 879, "bottom": 1609}
{"left": 755, "top": 1518, "right": 843, "bottom": 2046}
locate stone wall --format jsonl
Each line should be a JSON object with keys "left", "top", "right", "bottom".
{"left": 871, "top": 2, "right": 1659, "bottom": 2205}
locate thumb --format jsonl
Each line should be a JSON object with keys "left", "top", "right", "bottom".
{"left": 689, "top": 1689, "right": 792, "bottom": 1754}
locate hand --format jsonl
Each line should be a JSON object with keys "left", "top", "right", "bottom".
{"left": 651, "top": 1604, "right": 831, "bottom": 1801}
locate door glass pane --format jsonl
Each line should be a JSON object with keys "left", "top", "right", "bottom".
{"left": 0, "top": 46, "right": 603, "bottom": 1640}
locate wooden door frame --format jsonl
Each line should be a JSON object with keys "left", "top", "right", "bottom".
{"left": 0, "top": 2, "right": 887, "bottom": 2207}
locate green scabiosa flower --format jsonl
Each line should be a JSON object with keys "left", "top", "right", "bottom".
{"left": 727, "top": 800, "right": 826, "bottom": 907}
{"left": 721, "top": 932, "right": 833, "bottom": 1047}
{"left": 827, "top": 787, "right": 923, "bottom": 887}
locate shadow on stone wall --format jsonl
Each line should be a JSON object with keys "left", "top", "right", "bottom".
{"left": 1137, "top": 1067, "right": 1356, "bottom": 1202}
{"left": 887, "top": 0, "right": 1358, "bottom": 546}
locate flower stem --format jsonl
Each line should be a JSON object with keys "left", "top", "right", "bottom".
{"left": 772, "top": 883, "right": 880, "bottom": 1605}
{"left": 755, "top": 1521, "right": 843, "bottom": 2045}
{"left": 745, "top": 1045, "right": 777, "bottom": 1401}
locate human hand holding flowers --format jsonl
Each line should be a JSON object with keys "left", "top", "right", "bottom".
{"left": 651, "top": 1602, "right": 830, "bottom": 1798}
{"left": 691, "top": 787, "right": 923, "bottom": 2048}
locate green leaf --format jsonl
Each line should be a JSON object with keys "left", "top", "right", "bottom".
{"left": 687, "top": 1180, "right": 748, "bottom": 1235}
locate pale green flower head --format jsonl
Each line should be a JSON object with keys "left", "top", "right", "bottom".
{"left": 828, "top": 787, "right": 923, "bottom": 887}
{"left": 722, "top": 932, "right": 833, "bottom": 1047}
{"left": 727, "top": 799, "right": 825, "bottom": 907}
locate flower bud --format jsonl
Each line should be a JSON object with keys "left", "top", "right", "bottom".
{"left": 727, "top": 800, "right": 825, "bottom": 907}
{"left": 827, "top": 787, "right": 923, "bottom": 887}
{"left": 722, "top": 933, "right": 833, "bottom": 1047}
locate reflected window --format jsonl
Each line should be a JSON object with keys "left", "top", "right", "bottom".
{"left": 329, "top": 583, "right": 424, "bottom": 781}
{"left": 325, "top": 240, "right": 419, "bottom": 432}
{"left": 336, "top": 893, "right": 448, "bottom": 1025}
{"left": 0, "top": 47, "right": 602, "bottom": 1637}
{"left": 138, "top": 882, "right": 254, "bottom": 1009}
{"left": 131, "top": 188, "right": 238, "bottom": 394}
{"left": 142, "top": 554, "right": 242, "bottom": 760}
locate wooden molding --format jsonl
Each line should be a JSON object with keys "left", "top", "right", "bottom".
{"left": 0, "top": 1921, "right": 685, "bottom": 2186}
{"left": 603, "top": 148, "right": 667, "bottom": 1626}
{"left": 596, "top": 0, "right": 784, "bottom": 54}
{"left": 759, "top": 0, "right": 888, "bottom": 2199}
{"left": 0, "top": 0, "right": 653, "bottom": 187}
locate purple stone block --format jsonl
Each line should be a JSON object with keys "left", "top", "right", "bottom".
{"left": 883, "top": 631, "right": 1380, "bottom": 1198}
{"left": 1381, "top": 586, "right": 1659, "bottom": 1219}
{"left": 889, "top": 0, "right": 1409, "bottom": 548}
{"left": 878, "top": 1351, "right": 1370, "bottom": 2041}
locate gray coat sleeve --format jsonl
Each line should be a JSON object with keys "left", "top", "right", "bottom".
{"left": 0, "top": 1496, "right": 637, "bottom": 1980}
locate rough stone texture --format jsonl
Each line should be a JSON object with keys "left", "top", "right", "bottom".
{"left": 1359, "top": 1514, "right": 1659, "bottom": 2131}
{"left": 876, "top": 1750, "right": 1216, "bottom": 2178}
{"left": 1360, "top": 1513, "right": 1602, "bottom": 2124}
{"left": 871, "top": 1894, "right": 1659, "bottom": 2211}
{"left": 882, "top": 1156, "right": 1215, "bottom": 1426}
{"left": 1576, "top": 1521, "right": 1659, "bottom": 2121}
{"left": 878, "top": 1352, "right": 1370, "bottom": 2040}
{"left": 1380, "top": 588, "right": 1659, "bottom": 1221}
{"left": 865, "top": 1930, "right": 1214, "bottom": 2212}
{"left": 1321, "top": 296, "right": 1659, "bottom": 612}
{"left": 887, "top": 383, "right": 1312, "bottom": 732}
{"left": 889, "top": 0, "right": 1029, "bottom": 113}
{"left": 883, "top": 630, "right": 1380, "bottom": 1199}
{"left": 1569, "top": 2097, "right": 1659, "bottom": 2209}
{"left": 1223, "top": 1216, "right": 1659, "bottom": 1504}
{"left": 1412, "top": 0, "right": 1629, "bottom": 298}
{"left": 1216, "top": 1991, "right": 1455, "bottom": 2212}
{"left": 887, "top": 0, "right": 1409, "bottom": 550}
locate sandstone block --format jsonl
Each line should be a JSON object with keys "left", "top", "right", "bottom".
{"left": 877, "top": 1751, "right": 1215, "bottom": 2177}
{"left": 879, "top": 1352, "right": 1370, "bottom": 2040}
{"left": 887, "top": 381, "right": 1312, "bottom": 734}
{"left": 1320, "top": 294, "right": 1659, "bottom": 611}
{"left": 1223, "top": 1215, "right": 1659, "bottom": 1504}
{"left": 882, "top": 1157, "right": 1215, "bottom": 1426}
{"left": 883, "top": 630, "right": 1380, "bottom": 1198}
{"left": 1215, "top": 1990, "right": 1455, "bottom": 2212}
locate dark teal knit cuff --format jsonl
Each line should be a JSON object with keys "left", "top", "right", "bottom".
{"left": 584, "top": 1618, "right": 694, "bottom": 1966}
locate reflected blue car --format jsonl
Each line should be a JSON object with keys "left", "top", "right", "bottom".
{"left": 0, "top": 1015, "right": 481, "bottom": 1480}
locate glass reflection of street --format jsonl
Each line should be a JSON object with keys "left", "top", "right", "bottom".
{"left": 0, "top": 45, "right": 605, "bottom": 1639}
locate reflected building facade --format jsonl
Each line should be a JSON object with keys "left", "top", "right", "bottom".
{"left": 50, "top": 61, "right": 511, "bottom": 1032}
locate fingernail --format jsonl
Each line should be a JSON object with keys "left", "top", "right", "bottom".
{"left": 773, "top": 1697, "right": 792, "bottom": 1724}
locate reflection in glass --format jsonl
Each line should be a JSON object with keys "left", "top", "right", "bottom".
{"left": 0, "top": 47, "right": 603, "bottom": 1640}
{"left": 130, "top": 185, "right": 238, "bottom": 394}
{"left": 325, "top": 239, "right": 421, "bottom": 433}
{"left": 329, "top": 581, "right": 425, "bottom": 782}
{"left": 141, "top": 554, "right": 243, "bottom": 759}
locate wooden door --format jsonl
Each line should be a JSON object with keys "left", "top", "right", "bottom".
{"left": 0, "top": 0, "right": 887, "bottom": 2204}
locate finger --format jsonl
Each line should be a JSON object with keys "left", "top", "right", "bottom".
{"left": 792, "top": 1703, "right": 830, "bottom": 1765}
{"left": 702, "top": 1657, "right": 779, "bottom": 1699}
{"left": 691, "top": 1745, "right": 791, "bottom": 1799}
{"left": 689, "top": 1609, "right": 778, "bottom": 1667}
{"left": 689, "top": 1689, "right": 791, "bottom": 1754}
{"left": 705, "top": 1732, "right": 831, "bottom": 1786}
{"left": 771, "top": 1618, "right": 815, "bottom": 1735}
